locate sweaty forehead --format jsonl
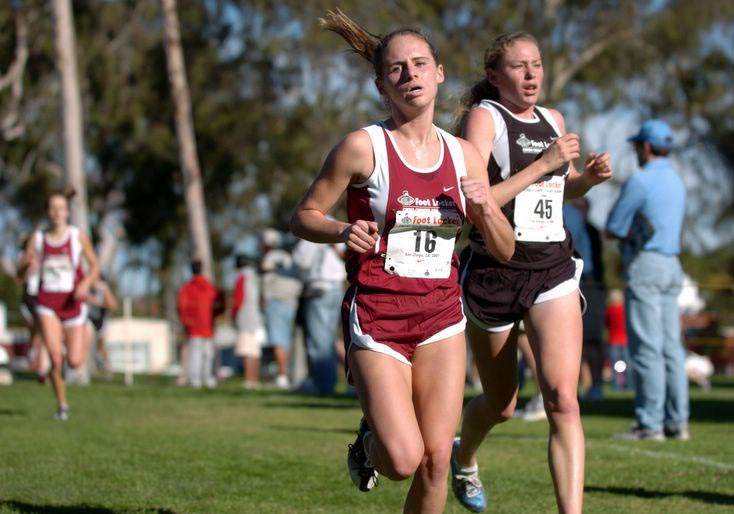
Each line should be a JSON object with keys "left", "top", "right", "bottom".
{"left": 503, "top": 40, "right": 541, "bottom": 61}
{"left": 383, "top": 34, "right": 434, "bottom": 62}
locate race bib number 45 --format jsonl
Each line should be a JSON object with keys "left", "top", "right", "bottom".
{"left": 513, "top": 174, "right": 566, "bottom": 242}
{"left": 384, "top": 208, "right": 461, "bottom": 279}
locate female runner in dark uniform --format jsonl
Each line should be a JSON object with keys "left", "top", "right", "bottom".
{"left": 449, "top": 32, "right": 612, "bottom": 514}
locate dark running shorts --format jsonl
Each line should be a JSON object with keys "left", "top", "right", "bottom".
{"left": 20, "top": 293, "right": 37, "bottom": 322}
{"left": 88, "top": 315, "right": 106, "bottom": 332}
{"left": 460, "top": 248, "right": 583, "bottom": 332}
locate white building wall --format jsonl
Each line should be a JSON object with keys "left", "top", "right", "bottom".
{"left": 105, "top": 318, "right": 172, "bottom": 373}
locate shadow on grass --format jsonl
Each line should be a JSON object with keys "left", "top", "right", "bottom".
{"left": 269, "top": 424, "right": 356, "bottom": 435}
{"left": 0, "top": 501, "right": 178, "bottom": 513}
{"left": 264, "top": 400, "right": 359, "bottom": 410}
{"left": 585, "top": 485, "right": 734, "bottom": 506}
{"left": 0, "top": 408, "right": 27, "bottom": 416}
{"left": 578, "top": 397, "right": 734, "bottom": 423}
{"left": 215, "top": 386, "right": 359, "bottom": 401}
{"left": 259, "top": 391, "right": 360, "bottom": 410}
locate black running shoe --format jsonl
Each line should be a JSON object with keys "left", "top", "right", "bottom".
{"left": 347, "top": 417, "right": 378, "bottom": 492}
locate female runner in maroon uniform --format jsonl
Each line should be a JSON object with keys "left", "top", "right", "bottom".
{"left": 20, "top": 188, "right": 100, "bottom": 420}
{"left": 291, "top": 10, "right": 514, "bottom": 514}
{"left": 449, "top": 33, "right": 612, "bottom": 514}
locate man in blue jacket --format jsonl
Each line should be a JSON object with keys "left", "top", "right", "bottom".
{"left": 606, "top": 119, "right": 689, "bottom": 441}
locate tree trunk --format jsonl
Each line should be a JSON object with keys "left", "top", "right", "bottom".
{"left": 96, "top": 214, "right": 124, "bottom": 278}
{"left": 160, "top": 0, "right": 213, "bottom": 279}
{"left": 52, "top": 0, "right": 89, "bottom": 235}
{"left": 0, "top": 6, "right": 29, "bottom": 141}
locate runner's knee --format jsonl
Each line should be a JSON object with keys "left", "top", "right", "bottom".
{"left": 544, "top": 387, "right": 580, "bottom": 422}
{"left": 49, "top": 355, "right": 64, "bottom": 371}
{"left": 66, "top": 354, "right": 84, "bottom": 369}
{"left": 420, "top": 441, "right": 452, "bottom": 484}
{"left": 480, "top": 391, "right": 518, "bottom": 424}
{"left": 380, "top": 438, "right": 424, "bottom": 480}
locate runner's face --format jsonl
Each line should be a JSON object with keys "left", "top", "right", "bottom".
{"left": 376, "top": 34, "right": 444, "bottom": 114}
{"left": 47, "top": 195, "right": 69, "bottom": 227}
{"left": 488, "top": 40, "right": 543, "bottom": 110}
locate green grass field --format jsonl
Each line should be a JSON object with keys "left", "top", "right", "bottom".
{"left": 1, "top": 374, "right": 732, "bottom": 513}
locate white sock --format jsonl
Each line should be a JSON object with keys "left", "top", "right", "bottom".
{"left": 459, "top": 463, "right": 478, "bottom": 473}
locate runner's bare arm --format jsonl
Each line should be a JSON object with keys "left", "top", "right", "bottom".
{"left": 565, "top": 150, "right": 613, "bottom": 198}
{"left": 103, "top": 284, "right": 119, "bottom": 310}
{"left": 544, "top": 109, "right": 612, "bottom": 198}
{"left": 464, "top": 106, "right": 580, "bottom": 207}
{"left": 74, "top": 232, "right": 100, "bottom": 301}
{"left": 17, "top": 233, "right": 39, "bottom": 279}
{"left": 460, "top": 139, "right": 515, "bottom": 262}
{"left": 291, "top": 130, "right": 380, "bottom": 254}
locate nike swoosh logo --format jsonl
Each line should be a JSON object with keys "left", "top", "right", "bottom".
{"left": 443, "top": 186, "right": 455, "bottom": 192}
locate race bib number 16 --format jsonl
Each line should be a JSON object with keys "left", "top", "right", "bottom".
{"left": 42, "top": 254, "right": 75, "bottom": 293}
{"left": 384, "top": 208, "right": 460, "bottom": 279}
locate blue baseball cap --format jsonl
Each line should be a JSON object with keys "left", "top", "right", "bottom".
{"left": 627, "top": 119, "right": 674, "bottom": 150}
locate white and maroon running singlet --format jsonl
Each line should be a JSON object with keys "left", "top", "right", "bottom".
{"left": 342, "top": 123, "right": 468, "bottom": 366}
{"left": 35, "top": 226, "right": 85, "bottom": 320}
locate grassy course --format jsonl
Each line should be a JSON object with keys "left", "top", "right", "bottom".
{"left": 1, "top": 374, "right": 732, "bottom": 513}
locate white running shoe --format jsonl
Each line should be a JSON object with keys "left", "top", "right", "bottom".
{"left": 275, "top": 374, "right": 290, "bottom": 390}
{"left": 521, "top": 394, "right": 547, "bottom": 422}
{"left": 54, "top": 405, "right": 70, "bottom": 421}
{"left": 450, "top": 437, "right": 487, "bottom": 512}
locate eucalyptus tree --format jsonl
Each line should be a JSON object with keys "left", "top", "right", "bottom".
{"left": 160, "top": 0, "right": 213, "bottom": 279}
{"left": 52, "top": 0, "right": 89, "bottom": 234}
{"left": 0, "top": 0, "right": 731, "bottom": 304}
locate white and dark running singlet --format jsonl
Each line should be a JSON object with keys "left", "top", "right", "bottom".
{"left": 461, "top": 101, "right": 583, "bottom": 331}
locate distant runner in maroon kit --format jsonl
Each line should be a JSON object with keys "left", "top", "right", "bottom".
{"left": 291, "top": 9, "right": 514, "bottom": 514}
{"left": 19, "top": 187, "right": 100, "bottom": 420}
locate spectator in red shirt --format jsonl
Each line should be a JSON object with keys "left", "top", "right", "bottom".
{"left": 177, "top": 260, "right": 225, "bottom": 388}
